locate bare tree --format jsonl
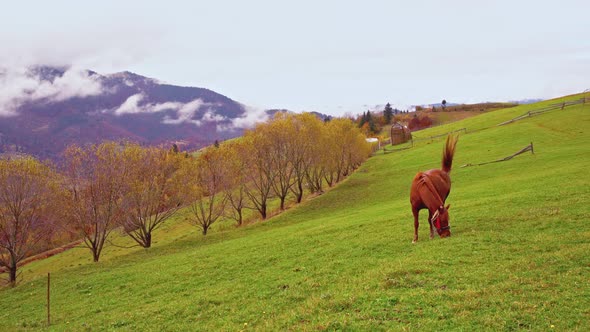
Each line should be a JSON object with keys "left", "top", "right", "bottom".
{"left": 0, "top": 157, "right": 62, "bottom": 285}
{"left": 182, "top": 147, "right": 227, "bottom": 235}
{"left": 62, "top": 142, "right": 127, "bottom": 262}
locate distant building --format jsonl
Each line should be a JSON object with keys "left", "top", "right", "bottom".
{"left": 390, "top": 123, "right": 412, "bottom": 145}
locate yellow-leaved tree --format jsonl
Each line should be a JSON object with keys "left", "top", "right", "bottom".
{"left": 219, "top": 141, "right": 250, "bottom": 226}
{"left": 290, "top": 113, "right": 324, "bottom": 201}
{"left": 120, "top": 144, "right": 184, "bottom": 248}
{"left": 266, "top": 113, "right": 296, "bottom": 210}
{"left": 240, "top": 130, "right": 275, "bottom": 219}
{"left": 62, "top": 142, "right": 128, "bottom": 262}
{"left": 181, "top": 146, "right": 228, "bottom": 235}
{"left": 0, "top": 157, "right": 63, "bottom": 285}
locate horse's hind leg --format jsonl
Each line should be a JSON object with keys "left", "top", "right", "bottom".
{"left": 412, "top": 207, "right": 419, "bottom": 243}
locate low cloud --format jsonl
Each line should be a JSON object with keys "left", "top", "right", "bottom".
{"left": 229, "top": 105, "right": 269, "bottom": 129}
{"left": 0, "top": 66, "right": 105, "bottom": 117}
{"left": 107, "top": 93, "right": 269, "bottom": 131}
{"left": 112, "top": 93, "right": 184, "bottom": 115}
{"left": 161, "top": 99, "right": 210, "bottom": 126}
{"left": 111, "top": 93, "right": 225, "bottom": 127}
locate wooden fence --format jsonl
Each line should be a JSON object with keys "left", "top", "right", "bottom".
{"left": 497, "top": 98, "right": 586, "bottom": 126}
{"left": 461, "top": 143, "right": 534, "bottom": 168}
{"left": 377, "top": 94, "right": 586, "bottom": 155}
{"left": 411, "top": 128, "right": 466, "bottom": 143}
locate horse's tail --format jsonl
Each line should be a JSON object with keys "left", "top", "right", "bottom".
{"left": 442, "top": 134, "right": 458, "bottom": 173}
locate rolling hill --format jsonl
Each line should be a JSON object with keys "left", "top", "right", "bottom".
{"left": 0, "top": 94, "right": 588, "bottom": 330}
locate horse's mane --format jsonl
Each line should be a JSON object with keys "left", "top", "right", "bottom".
{"left": 417, "top": 173, "right": 444, "bottom": 208}
{"left": 442, "top": 135, "right": 459, "bottom": 173}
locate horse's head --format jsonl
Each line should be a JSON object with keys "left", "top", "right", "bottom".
{"left": 431, "top": 204, "right": 451, "bottom": 238}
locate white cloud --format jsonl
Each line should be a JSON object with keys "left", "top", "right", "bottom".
{"left": 112, "top": 93, "right": 146, "bottom": 114}
{"left": 111, "top": 94, "right": 226, "bottom": 127}
{"left": 161, "top": 99, "right": 207, "bottom": 126}
{"left": 113, "top": 93, "right": 209, "bottom": 117}
{"left": 30, "top": 68, "right": 104, "bottom": 102}
{"left": 0, "top": 66, "right": 106, "bottom": 117}
{"left": 201, "top": 110, "right": 227, "bottom": 122}
{"left": 228, "top": 104, "right": 269, "bottom": 129}
{"left": 111, "top": 93, "right": 184, "bottom": 115}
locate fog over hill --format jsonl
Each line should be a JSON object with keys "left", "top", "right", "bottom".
{"left": 0, "top": 66, "right": 270, "bottom": 159}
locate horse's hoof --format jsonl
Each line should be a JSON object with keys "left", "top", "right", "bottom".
{"left": 412, "top": 240, "right": 417, "bottom": 244}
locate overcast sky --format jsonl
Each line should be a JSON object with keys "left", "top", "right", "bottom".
{"left": 1, "top": 0, "right": 589, "bottom": 116}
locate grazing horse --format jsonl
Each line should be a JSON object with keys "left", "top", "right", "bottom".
{"left": 410, "top": 135, "right": 458, "bottom": 243}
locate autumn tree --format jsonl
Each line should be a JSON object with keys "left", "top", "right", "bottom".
{"left": 265, "top": 113, "right": 296, "bottom": 210}
{"left": 305, "top": 121, "right": 330, "bottom": 192}
{"left": 240, "top": 130, "right": 275, "bottom": 219}
{"left": 182, "top": 146, "right": 227, "bottom": 235}
{"left": 326, "top": 118, "right": 371, "bottom": 181}
{"left": 0, "top": 157, "right": 62, "bottom": 285}
{"left": 328, "top": 118, "right": 354, "bottom": 181}
{"left": 289, "top": 113, "right": 323, "bottom": 202}
{"left": 348, "top": 131, "right": 373, "bottom": 170}
{"left": 119, "top": 144, "right": 184, "bottom": 248}
{"left": 220, "top": 141, "right": 250, "bottom": 226}
{"left": 323, "top": 120, "right": 345, "bottom": 186}
{"left": 62, "top": 142, "right": 128, "bottom": 262}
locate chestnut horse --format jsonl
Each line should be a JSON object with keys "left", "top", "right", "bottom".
{"left": 410, "top": 135, "right": 458, "bottom": 243}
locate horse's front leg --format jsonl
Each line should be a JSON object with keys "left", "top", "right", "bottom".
{"left": 428, "top": 211, "right": 435, "bottom": 239}
{"left": 412, "top": 207, "right": 419, "bottom": 243}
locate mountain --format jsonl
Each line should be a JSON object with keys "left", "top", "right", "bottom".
{"left": 427, "top": 101, "right": 459, "bottom": 107}
{"left": 510, "top": 98, "right": 544, "bottom": 104}
{"left": 0, "top": 66, "right": 258, "bottom": 160}
{"left": 265, "top": 109, "right": 333, "bottom": 122}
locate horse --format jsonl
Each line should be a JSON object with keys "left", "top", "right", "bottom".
{"left": 410, "top": 135, "right": 458, "bottom": 243}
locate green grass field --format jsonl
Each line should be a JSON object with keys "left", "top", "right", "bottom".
{"left": 1, "top": 94, "right": 589, "bottom": 331}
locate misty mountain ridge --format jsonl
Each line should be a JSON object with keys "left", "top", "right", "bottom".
{"left": 0, "top": 65, "right": 269, "bottom": 159}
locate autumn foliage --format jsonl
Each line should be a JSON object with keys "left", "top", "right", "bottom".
{"left": 0, "top": 157, "right": 63, "bottom": 285}
{"left": 119, "top": 144, "right": 185, "bottom": 248}
{"left": 0, "top": 113, "right": 371, "bottom": 284}
{"left": 62, "top": 142, "right": 128, "bottom": 262}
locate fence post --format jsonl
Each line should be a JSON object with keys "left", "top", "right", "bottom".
{"left": 530, "top": 142, "right": 534, "bottom": 154}
{"left": 47, "top": 272, "right": 50, "bottom": 326}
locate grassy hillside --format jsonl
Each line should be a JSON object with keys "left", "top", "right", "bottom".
{"left": 1, "top": 94, "right": 589, "bottom": 331}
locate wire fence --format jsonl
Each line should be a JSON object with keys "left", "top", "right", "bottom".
{"left": 382, "top": 146, "right": 412, "bottom": 154}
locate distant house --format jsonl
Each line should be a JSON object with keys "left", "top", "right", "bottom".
{"left": 390, "top": 123, "right": 412, "bottom": 145}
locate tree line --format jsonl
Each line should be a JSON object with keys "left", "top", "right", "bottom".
{"left": 356, "top": 103, "right": 408, "bottom": 136}
{"left": 0, "top": 113, "right": 371, "bottom": 286}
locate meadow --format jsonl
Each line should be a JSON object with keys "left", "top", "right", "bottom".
{"left": 1, "top": 94, "right": 589, "bottom": 331}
